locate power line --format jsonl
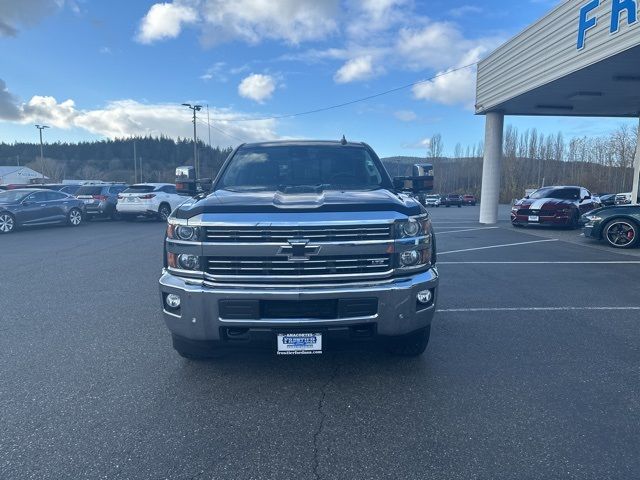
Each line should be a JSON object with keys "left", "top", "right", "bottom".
{"left": 196, "top": 118, "right": 246, "bottom": 143}
{"left": 223, "top": 62, "right": 478, "bottom": 123}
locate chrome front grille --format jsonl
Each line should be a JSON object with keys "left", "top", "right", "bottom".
{"left": 204, "top": 224, "right": 392, "bottom": 243}
{"left": 206, "top": 255, "right": 392, "bottom": 277}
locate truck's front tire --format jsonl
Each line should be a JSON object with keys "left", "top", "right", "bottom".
{"left": 386, "top": 326, "right": 431, "bottom": 356}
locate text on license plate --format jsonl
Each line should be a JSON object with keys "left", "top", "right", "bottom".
{"left": 277, "top": 333, "right": 322, "bottom": 355}
{"left": 528, "top": 215, "right": 539, "bottom": 222}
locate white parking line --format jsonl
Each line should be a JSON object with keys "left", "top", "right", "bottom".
{"left": 436, "top": 227, "right": 499, "bottom": 235}
{"left": 437, "top": 306, "right": 640, "bottom": 313}
{"left": 439, "top": 261, "right": 640, "bottom": 265}
{"left": 438, "top": 239, "right": 558, "bottom": 255}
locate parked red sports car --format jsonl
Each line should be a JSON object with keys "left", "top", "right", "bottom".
{"left": 511, "top": 186, "right": 600, "bottom": 228}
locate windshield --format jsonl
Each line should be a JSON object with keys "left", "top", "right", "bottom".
{"left": 76, "top": 186, "right": 103, "bottom": 195}
{"left": 0, "top": 190, "right": 31, "bottom": 203}
{"left": 218, "top": 145, "right": 387, "bottom": 191}
{"left": 124, "top": 185, "right": 155, "bottom": 193}
{"left": 530, "top": 187, "right": 579, "bottom": 200}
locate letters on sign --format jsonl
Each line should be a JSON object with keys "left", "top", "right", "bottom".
{"left": 577, "top": 0, "right": 638, "bottom": 50}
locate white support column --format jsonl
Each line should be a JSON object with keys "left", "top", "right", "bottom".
{"left": 632, "top": 117, "right": 640, "bottom": 205}
{"left": 479, "top": 111, "right": 504, "bottom": 224}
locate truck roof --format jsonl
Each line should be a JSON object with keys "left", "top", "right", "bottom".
{"left": 239, "top": 140, "right": 368, "bottom": 148}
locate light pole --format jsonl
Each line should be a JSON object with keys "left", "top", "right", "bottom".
{"left": 182, "top": 103, "right": 202, "bottom": 178}
{"left": 35, "top": 124, "right": 49, "bottom": 181}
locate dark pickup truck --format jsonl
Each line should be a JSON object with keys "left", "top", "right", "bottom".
{"left": 159, "top": 140, "right": 439, "bottom": 358}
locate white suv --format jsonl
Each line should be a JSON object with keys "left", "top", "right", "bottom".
{"left": 116, "top": 183, "right": 186, "bottom": 221}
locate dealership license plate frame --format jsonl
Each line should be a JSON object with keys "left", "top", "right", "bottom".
{"left": 277, "top": 333, "right": 322, "bottom": 355}
{"left": 528, "top": 215, "right": 539, "bottom": 222}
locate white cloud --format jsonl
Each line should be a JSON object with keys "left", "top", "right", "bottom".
{"left": 22, "top": 95, "right": 78, "bottom": 128}
{"left": 404, "top": 138, "right": 431, "bottom": 150}
{"left": 394, "top": 110, "right": 417, "bottom": 122}
{"left": 412, "top": 66, "right": 477, "bottom": 109}
{"left": 137, "top": 0, "right": 340, "bottom": 46}
{"left": 448, "top": 5, "right": 483, "bottom": 18}
{"left": 238, "top": 73, "right": 277, "bottom": 103}
{"left": 0, "top": 80, "right": 278, "bottom": 146}
{"left": 334, "top": 56, "right": 379, "bottom": 83}
{"left": 136, "top": 2, "right": 198, "bottom": 44}
{"left": 0, "top": 0, "right": 63, "bottom": 37}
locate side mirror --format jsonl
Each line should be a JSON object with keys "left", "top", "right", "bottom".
{"left": 524, "top": 195, "right": 530, "bottom": 199}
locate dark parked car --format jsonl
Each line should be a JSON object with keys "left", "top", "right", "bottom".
{"left": 37, "top": 183, "right": 83, "bottom": 195}
{"left": 582, "top": 205, "right": 640, "bottom": 249}
{"left": 0, "top": 189, "right": 85, "bottom": 234}
{"left": 598, "top": 193, "right": 617, "bottom": 206}
{"left": 462, "top": 194, "right": 477, "bottom": 206}
{"left": 443, "top": 194, "right": 463, "bottom": 207}
{"left": 75, "top": 183, "right": 127, "bottom": 220}
{"left": 511, "top": 186, "right": 599, "bottom": 228}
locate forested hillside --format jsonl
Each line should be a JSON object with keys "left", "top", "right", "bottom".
{"left": 0, "top": 136, "right": 232, "bottom": 183}
{"left": 1, "top": 124, "right": 637, "bottom": 202}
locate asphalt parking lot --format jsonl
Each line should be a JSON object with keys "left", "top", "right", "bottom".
{"left": 1, "top": 207, "right": 639, "bottom": 480}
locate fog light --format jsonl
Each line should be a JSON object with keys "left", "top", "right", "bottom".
{"left": 400, "top": 250, "right": 420, "bottom": 267}
{"left": 417, "top": 290, "right": 432, "bottom": 305}
{"left": 165, "top": 293, "right": 181, "bottom": 309}
{"left": 178, "top": 254, "right": 200, "bottom": 270}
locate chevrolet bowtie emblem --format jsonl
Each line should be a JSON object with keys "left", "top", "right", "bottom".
{"left": 278, "top": 239, "right": 321, "bottom": 262}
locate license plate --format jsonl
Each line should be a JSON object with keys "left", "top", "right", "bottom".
{"left": 127, "top": 197, "right": 136, "bottom": 202}
{"left": 528, "top": 215, "right": 539, "bottom": 222}
{"left": 277, "top": 333, "right": 322, "bottom": 355}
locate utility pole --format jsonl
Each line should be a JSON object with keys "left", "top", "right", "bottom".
{"left": 133, "top": 140, "right": 137, "bottom": 183}
{"left": 35, "top": 124, "right": 49, "bottom": 181}
{"left": 182, "top": 103, "right": 202, "bottom": 178}
{"left": 207, "top": 104, "right": 212, "bottom": 146}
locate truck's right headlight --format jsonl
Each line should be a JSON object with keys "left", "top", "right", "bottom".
{"left": 167, "top": 224, "right": 201, "bottom": 241}
{"left": 177, "top": 254, "right": 200, "bottom": 270}
{"left": 396, "top": 215, "right": 430, "bottom": 238}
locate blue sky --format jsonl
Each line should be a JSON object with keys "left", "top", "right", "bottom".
{"left": 0, "top": 0, "right": 633, "bottom": 157}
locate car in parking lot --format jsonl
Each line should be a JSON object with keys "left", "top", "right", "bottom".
{"left": 75, "top": 183, "right": 127, "bottom": 220}
{"left": 37, "top": 183, "right": 83, "bottom": 195}
{"left": 443, "top": 194, "right": 463, "bottom": 207}
{"left": 0, "top": 189, "right": 85, "bottom": 234}
{"left": 582, "top": 205, "right": 640, "bottom": 249}
{"left": 116, "top": 183, "right": 186, "bottom": 221}
{"left": 598, "top": 193, "right": 617, "bottom": 206}
{"left": 462, "top": 194, "right": 477, "bottom": 206}
{"left": 615, "top": 192, "right": 640, "bottom": 205}
{"left": 422, "top": 194, "right": 441, "bottom": 208}
{"left": 511, "top": 186, "right": 599, "bottom": 228}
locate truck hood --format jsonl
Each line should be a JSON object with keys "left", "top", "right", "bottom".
{"left": 515, "top": 198, "right": 577, "bottom": 210}
{"left": 174, "top": 188, "right": 423, "bottom": 218}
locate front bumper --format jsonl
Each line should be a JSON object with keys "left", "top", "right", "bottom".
{"left": 583, "top": 222, "right": 602, "bottom": 239}
{"left": 511, "top": 212, "right": 572, "bottom": 226}
{"left": 159, "top": 269, "right": 439, "bottom": 343}
{"left": 117, "top": 202, "right": 159, "bottom": 215}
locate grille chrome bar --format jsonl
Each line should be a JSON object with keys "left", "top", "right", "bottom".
{"left": 204, "top": 224, "right": 392, "bottom": 243}
{"left": 206, "top": 255, "right": 392, "bottom": 277}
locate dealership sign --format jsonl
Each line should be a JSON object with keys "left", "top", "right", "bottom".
{"left": 578, "top": 0, "right": 638, "bottom": 49}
